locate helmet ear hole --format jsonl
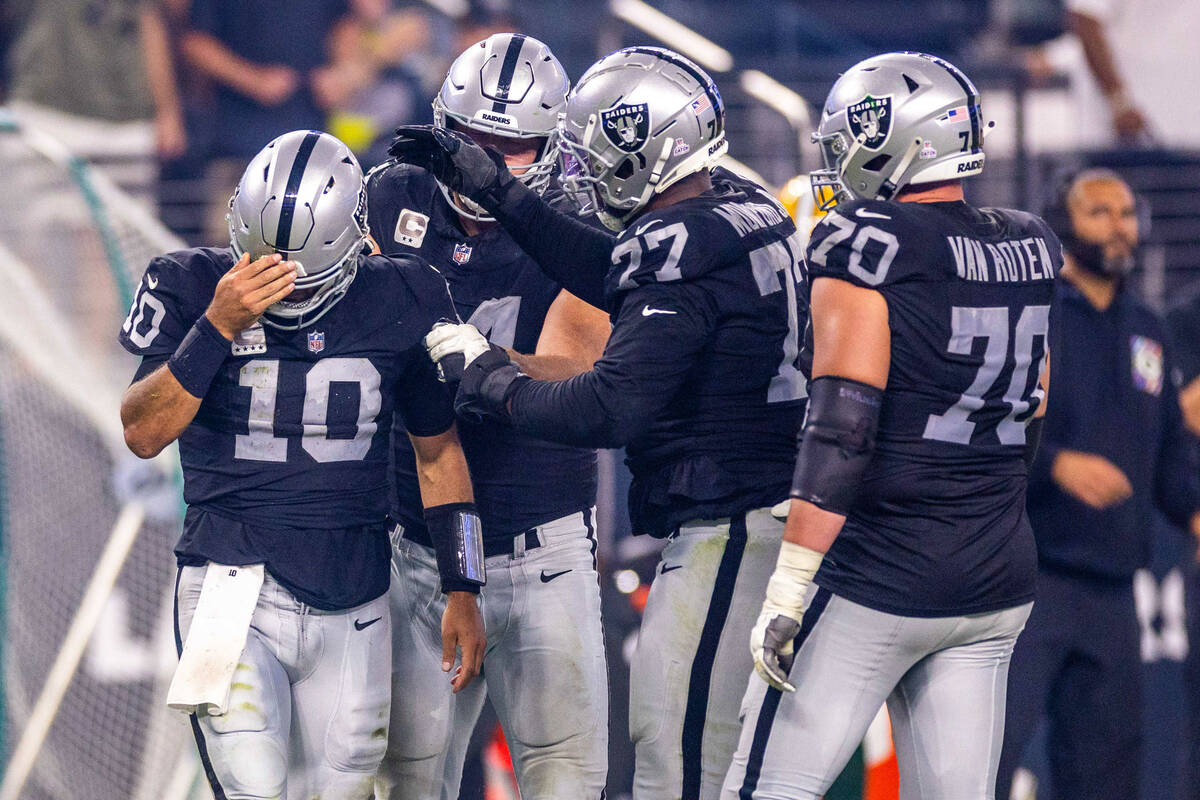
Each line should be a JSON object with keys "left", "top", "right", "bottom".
{"left": 862, "top": 154, "right": 892, "bottom": 173}
{"left": 615, "top": 158, "right": 636, "bottom": 179}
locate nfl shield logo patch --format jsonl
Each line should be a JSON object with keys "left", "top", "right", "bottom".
{"left": 1130, "top": 335, "right": 1163, "bottom": 396}
{"left": 307, "top": 330, "right": 326, "bottom": 354}
{"left": 847, "top": 95, "right": 893, "bottom": 150}
{"left": 453, "top": 242, "right": 472, "bottom": 264}
{"left": 599, "top": 102, "right": 651, "bottom": 153}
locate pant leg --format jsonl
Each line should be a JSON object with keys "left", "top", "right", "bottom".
{"left": 175, "top": 565, "right": 293, "bottom": 800}
{"left": 286, "top": 591, "right": 392, "bottom": 800}
{"left": 995, "top": 572, "right": 1073, "bottom": 800}
{"left": 1182, "top": 562, "right": 1200, "bottom": 800}
{"left": 484, "top": 513, "right": 609, "bottom": 800}
{"left": 721, "top": 590, "right": 926, "bottom": 800}
{"left": 376, "top": 540, "right": 457, "bottom": 800}
{"left": 1047, "top": 578, "right": 1141, "bottom": 800}
{"left": 887, "top": 603, "right": 1031, "bottom": 800}
{"left": 439, "top": 667, "right": 489, "bottom": 800}
{"left": 631, "top": 508, "right": 783, "bottom": 800}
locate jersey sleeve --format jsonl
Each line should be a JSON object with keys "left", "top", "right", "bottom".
{"left": 805, "top": 202, "right": 914, "bottom": 290}
{"left": 385, "top": 254, "right": 459, "bottom": 437}
{"left": 118, "top": 251, "right": 214, "bottom": 359}
{"left": 508, "top": 280, "right": 719, "bottom": 448}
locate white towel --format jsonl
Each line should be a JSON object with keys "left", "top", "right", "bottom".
{"left": 167, "top": 563, "right": 265, "bottom": 716}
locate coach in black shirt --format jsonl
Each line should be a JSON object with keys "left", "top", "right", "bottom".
{"left": 997, "top": 168, "right": 1200, "bottom": 800}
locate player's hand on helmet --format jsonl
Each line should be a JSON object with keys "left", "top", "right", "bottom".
{"left": 1051, "top": 449, "right": 1134, "bottom": 510}
{"left": 205, "top": 252, "right": 297, "bottom": 339}
{"left": 425, "top": 321, "right": 492, "bottom": 383}
{"left": 442, "top": 590, "right": 485, "bottom": 693}
{"left": 751, "top": 608, "right": 802, "bottom": 692}
{"left": 388, "top": 125, "right": 513, "bottom": 203}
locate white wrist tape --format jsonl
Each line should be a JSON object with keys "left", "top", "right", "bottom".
{"left": 761, "top": 541, "right": 825, "bottom": 620}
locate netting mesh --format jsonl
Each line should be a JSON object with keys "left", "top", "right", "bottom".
{"left": 0, "top": 115, "right": 197, "bottom": 800}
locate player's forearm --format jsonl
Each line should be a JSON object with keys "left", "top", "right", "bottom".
{"left": 506, "top": 350, "right": 592, "bottom": 380}
{"left": 120, "top": 365, "right": 201, "bottom": 458}
{"left": 782, "top": 498, "right": 846, "bottom": 553}
{"left": 508, "top": 371, "right": 658, "bottom": 448}
{"left": 410, "top": 428, "right": 474, "bottom": 507}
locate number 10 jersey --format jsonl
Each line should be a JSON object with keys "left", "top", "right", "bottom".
{"left": 805, "top": 199, "right": 1061, "bottom": 617}
{"left": 118, "top": 247, "right": 457, "bottom": 609}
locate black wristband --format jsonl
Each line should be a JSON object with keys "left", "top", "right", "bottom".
{"left": 168, "top": 316, "right": 231, "bottom": 398}
{"left": 424, "top": 502, "right": 486, "bottom": 594}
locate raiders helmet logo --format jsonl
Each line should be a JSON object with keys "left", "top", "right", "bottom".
{"left": 600, "top": 102, "right": 650, "bottom": 153}
{"left": 847, "top": 95, "right": 892, "bottom": 150}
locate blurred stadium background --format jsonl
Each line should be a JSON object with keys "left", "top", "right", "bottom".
{"left": 0, "top": 0, "right": 1196, "bottom": 798}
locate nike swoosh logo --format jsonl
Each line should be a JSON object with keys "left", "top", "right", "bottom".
{"left": 632, "top": 219, "right": 662, "bottom": 238}
{"left": 354, "top": 617, "right": 382, "bottom": 631}
{"left": 146, "top": 275, "right": 159, "bottom": 289}
{"left": 660, "top": 563, "right": 684, "bottom": 574}
{"left": 642, "top": 306, "right": 678, "bottom": 317}
{"left": 540, "top": 569, "right": 572, "bottom": 583}
{"left": 855, "top": 208, "right": 892, "bottom": 220}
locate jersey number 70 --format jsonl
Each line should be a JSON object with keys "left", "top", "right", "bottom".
{"left": 923, "top": 305, "right": 1050, "bottom": 446}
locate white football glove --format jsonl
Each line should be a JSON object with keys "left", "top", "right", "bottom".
{"left": 424, "top": 322, "right": 492, "bottom": 382}
{"left": 750, "top": 541, "right": 825, "bottom": 692}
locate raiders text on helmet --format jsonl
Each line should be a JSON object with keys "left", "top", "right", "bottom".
{"left": 227, "top": 130, "right": 368, "bottom": 329}
{"left": 433, "top": 33, "right": 569, "bottom": 221}
{"left": 557, "top": 46, "right": 728, "bottom": 231}
{"left": 811, "top": 52, "right": 990, "bottom": 209}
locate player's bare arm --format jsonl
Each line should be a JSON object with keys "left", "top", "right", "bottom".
{"left": 753, "top": 276, "right": 890, "bottom": 691}
{"left": 120, "top": 252, "right": 296, "bottom": 458}
{"left": 508, "top": 290, "right": 610, "bottom": 380}
{"left": 409, "top": 427, "right": 485, "bottom": 693}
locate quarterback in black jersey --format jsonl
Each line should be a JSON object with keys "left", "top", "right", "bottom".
{"left": 394, "top": 48, "right": 806, "bottom": 800}
{"left": 365, "top": 35, "right": 611, "bottom": 800}
{"left": 722, "top": 54, "right": 1058, "bottom": 800}
{"left": 119, "top": 131, "right": 484, "bottom": 800}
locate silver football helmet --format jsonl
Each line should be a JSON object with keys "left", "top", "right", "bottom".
{"left": 557, "top": 46, "right": 728, "bottom": 231}
{"left": 433, "top": 33, "right": 569, "bottom": 221}
{"left": 811, "top": 52, "right": 989, "bottom": 210}
{"left": 227, "top": 130, "right": 368, "bottom": 330}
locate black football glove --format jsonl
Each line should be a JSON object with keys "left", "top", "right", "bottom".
{"left": 387, "top": 125, "right": 515, "bottom": 207}
{"left": 453, "top": 344, "right": 526, "bottom": 424}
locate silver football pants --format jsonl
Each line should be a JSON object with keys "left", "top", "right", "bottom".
{"left": 722, "top": 587, "right": 1032, "bottom": 800}
{"left": 375, "top": 509, "right": 608, "bottom": 800}
{"left": 175, "top": 565, "right": 392, "bottom": 800}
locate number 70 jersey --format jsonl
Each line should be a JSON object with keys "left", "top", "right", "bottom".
{"left": 805, "top": 198, "right": 1061, "bottom": 617}
{"left": 118, "top": 247, "right": 457, "bottom": 532}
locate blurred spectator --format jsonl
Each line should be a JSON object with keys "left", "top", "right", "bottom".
{"left": 317, "top": 1, "right": 433, "bottom": 167}
{"left": 997, "top": 169, "right": 1200, "bottom": 800}
{"left": 1031, "top": 0, "right": 1200, "bottom": 148}
{"left": 180, "top": 0, "right": 352, "bottom": 242}
{"left": 5, "top": 0, "right": 185, "bottom": 206}
{"left": 1166, "top": 286, "right": 1200, "bottom": 800}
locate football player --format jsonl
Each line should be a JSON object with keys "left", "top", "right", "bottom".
{"left": 118, "top": 130, "right": 485, "bottom": 800}
{"left": 365, "top": 34, "right": 611, "bottom": 800}
{"left": 723, "top": 52, "right": 1058, "bottom": 799}
{"left": 392, "top": 47, "right": 806, "bottom": 800}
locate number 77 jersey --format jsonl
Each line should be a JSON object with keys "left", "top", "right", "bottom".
{"left": 804, "top": 197, "right": 1061, "bottom": 618}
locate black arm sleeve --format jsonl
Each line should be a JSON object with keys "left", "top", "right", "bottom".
{"left": 488, "top": 179, "right": 615, "bottom": 310}
{"left": 505, "top": 282, "right": 718, "bottom": 448}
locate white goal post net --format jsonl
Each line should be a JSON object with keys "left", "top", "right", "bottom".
{"left": 0, "top": 109, "right": 203, "bottom": 800}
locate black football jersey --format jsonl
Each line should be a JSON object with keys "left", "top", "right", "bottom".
{"left": 805, "top": 198, "right": 1061, "bottom": 616}
{"left": 119, "top": 247, "right": 457, "bottom": 609}
{"left": 506, "top": 168, "right": 807, "bottom": 535}
{"left": 366, "top": 163, "right": 597, "bottom": 540}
